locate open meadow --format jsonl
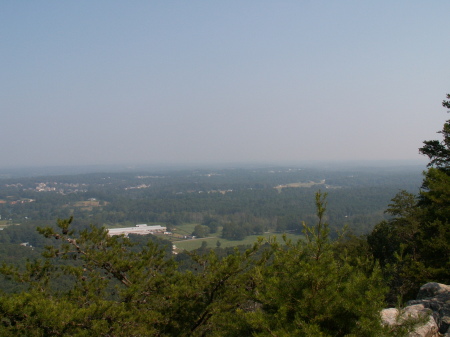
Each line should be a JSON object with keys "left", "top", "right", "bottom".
{"left": 171, "top": 223, "right": 304, "bottom": 250}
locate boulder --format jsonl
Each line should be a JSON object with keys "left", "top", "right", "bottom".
{"left": 381, "top": 282, "right": 450, "bottom": 336}
{"left": 408, "top": 283, "right": 450, "bottom": 334}
{"left": 381, "top": 304, "right": 439, "bottom": 337}
{"left": 381, "top": 307, "right": 400, "bottom": 326}
{"left": 415, "top": 282, "right": 450, "bottom": 301}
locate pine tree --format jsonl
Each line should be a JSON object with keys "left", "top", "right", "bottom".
{"left": 368, "top": 93, "right": 450, "bottom": 303}
{"left": 233, "top": 192, "right": 390, "bottom": 337}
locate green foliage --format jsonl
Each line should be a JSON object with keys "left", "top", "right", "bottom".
{"left": 419, "top": 167, "right": 450, "bottom": 220}
{"left": 419, "top": 94, "right": 450, "bottom": 171}
{"left": 192, "top": 224, "right": 210, "bottom": 238}
{"left": 368, "top": 93, "right": 450, "bottom": 303}
{"left": 0, "top": 218, "right": 267, "bottom": 336}
{"left": 0, "top": 192, "right": 393, "bottom": 336}
{"left": 201, "top": 216, "right": 219, "bottom": 234}
{"left": 235, "top": 192, "right": 389, "bottom": 337}
{"left": 221, "top": 222, "right": 247, "bottom": 240}
{"left": 368, "top": 185, "right": 444, "bottom": 302}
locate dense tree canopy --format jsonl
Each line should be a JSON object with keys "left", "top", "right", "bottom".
{"left": 0, "top": 193, "right": 399, "bottom": 336}
{"left": 368, "top": 93, "right": 450, "bottom": 302}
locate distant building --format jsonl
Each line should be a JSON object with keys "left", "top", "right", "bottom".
{"left": 107, "top": 224, "right": 166, "bottom": 236}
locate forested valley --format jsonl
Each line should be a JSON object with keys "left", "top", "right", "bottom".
{"left": 0, "top": 164, "right": 422, "bottom": 241}
{"left": 0, "top": 96, "right": 449, "bottom": 336}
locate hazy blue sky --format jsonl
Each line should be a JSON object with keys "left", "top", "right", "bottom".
{"left": 1, "top": 1, "right": 449, "bottom": 168}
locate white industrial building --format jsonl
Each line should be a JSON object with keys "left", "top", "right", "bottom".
{"left": 107, "top": 224, "right": 166, "bottom": 236}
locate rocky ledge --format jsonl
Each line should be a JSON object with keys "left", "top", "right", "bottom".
{"left": 381, "top": 283, "right": 450, "bottom": 337}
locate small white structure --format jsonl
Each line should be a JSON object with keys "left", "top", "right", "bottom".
{"left": 107, "top": 224, "right": 166, "bottom": 236}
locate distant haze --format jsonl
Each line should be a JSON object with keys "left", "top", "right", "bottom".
{"left": 1, "top": 2, "right": 449, "bottom": 168}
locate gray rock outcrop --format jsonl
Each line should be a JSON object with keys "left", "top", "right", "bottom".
{"left": 381, "top": 282, "right": 450, "bottom": 337}
{"left": 381, "top": 304, "right": 438, "bottom": 337}
{"left": 408, "top": 283, "right": 450, "bottom": 336}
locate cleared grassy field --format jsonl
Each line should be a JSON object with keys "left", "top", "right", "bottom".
{"left": 274, "top": 180, "right": 326, "bottom": 192}
{"left": 0, "top": 220, "right": 11, "bottom": 228}
{"left": 172, "top": 223, "right": 198, "bottom": 237}
{"left": 172, "top": 231, "right": 304, "bottom": 251}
